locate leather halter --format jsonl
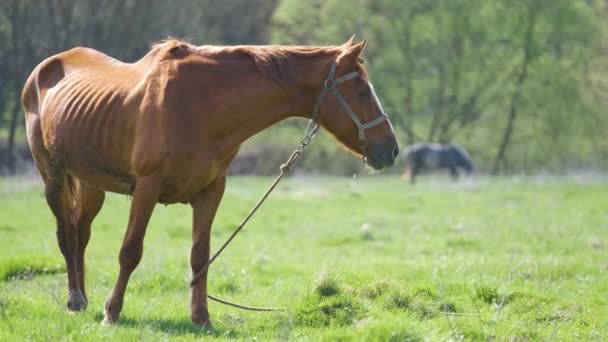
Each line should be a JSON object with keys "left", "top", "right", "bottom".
{"left": 307, "top": 61, "right": 389, "bottom": 149}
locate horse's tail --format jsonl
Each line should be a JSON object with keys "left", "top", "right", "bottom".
{"left": 449, "top": 144, "right": 474, "bottom": 173}
{"left": 22, "top": 66, "right": 40, "bottom": 116}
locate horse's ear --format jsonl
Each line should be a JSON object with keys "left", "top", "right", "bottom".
{"left": 355, "top": 39, "right": 367, "bottom": 54}
{"left": 338, "top": 39, "right": 367, "bottom": 65}
{"left": 342, "top": 35, "right": 356, "bottom": 47}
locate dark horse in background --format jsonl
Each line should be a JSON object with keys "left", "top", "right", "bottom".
{"left": 401, "top": 143, "right": 474, "bottom": 184}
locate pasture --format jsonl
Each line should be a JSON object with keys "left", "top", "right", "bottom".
{"left": 0, "top": 175, "right": 606, "bottom": 341}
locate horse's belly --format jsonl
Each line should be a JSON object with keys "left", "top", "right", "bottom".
{"left": 41, "top": 91, "right": 137, "bottom": 193}
{"left": 68, "top": 166, "right": 134, "bottom": 194}
{"left": 61, "top": 138, "right": 136, "bottom": 194}
{"left": 424, "top": 151, "right": 440, "bottom": 168}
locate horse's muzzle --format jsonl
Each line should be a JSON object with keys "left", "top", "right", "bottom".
{"left": 366, "top": 140, "right": 399, "bottom": 170}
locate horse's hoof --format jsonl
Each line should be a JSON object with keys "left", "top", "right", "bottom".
{"left": 103, "top": 310, "right": 119, "bottom": 325}
{"left": 192, "top": 318, "right": 214, "bottom": 331}
{"left": 67, "top": 290, "right": 88, "bottom": 312}
{"left": 103, "top": 295, "right": 122, "bottom": 324}
{"left": 102, "top": 317, "right": 117, "bottom": 326}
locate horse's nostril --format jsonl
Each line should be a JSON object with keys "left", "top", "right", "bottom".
{"left": 392, "top": 145, "right": 399, "bottom": 159}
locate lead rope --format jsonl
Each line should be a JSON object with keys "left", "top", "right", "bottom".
{"left": 190, "top": 120, "right": 320, "bottom": 312}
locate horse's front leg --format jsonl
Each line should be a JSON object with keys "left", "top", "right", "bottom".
{"left": 103, "top": 174, "right": 161, "bottom": 324}
{"left": 190, "top": 176, "right": 226, "bottom": 328}
{"left": 449, "top": 166, "right": 460, "bottom": 181}
{"left": 410, "top": 162, "right": 422, "bottom": 185}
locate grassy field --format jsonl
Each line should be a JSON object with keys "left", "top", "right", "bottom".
{"left": 0, "top": 174, "right": 606, "bottom": 341}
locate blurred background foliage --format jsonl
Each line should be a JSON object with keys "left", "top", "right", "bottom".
{"left": 1, "top": 0, "right": 607, "bottom": 175}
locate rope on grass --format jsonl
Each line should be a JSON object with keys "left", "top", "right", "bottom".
{"left": 207, "top": 294, "right": 284, "bottom": 312}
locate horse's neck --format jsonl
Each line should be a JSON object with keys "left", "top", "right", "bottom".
{"left": 211, "top": 55, "right": 334, "bottom": 150}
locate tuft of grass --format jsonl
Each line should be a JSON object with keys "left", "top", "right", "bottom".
{"left": 294, "top": 292, "right": 364, "bottom": 327}
{"left": 384, "top": 286, "right": 445, "bottom": 318}
{"left": 0, "top": 255, "right": 64, "bottom": 281}
{"left": 474, "top": 285, "right": 514, "bottom": 305}
{"left": 362, "top": 279, "right": 395, "bottom": 299}
{"left": 475, "top": 285, "right": 499, "bottom": 304}
{"left": 321, "top": 317, "right": 422, "bottom": 342}
{"left": 383, "top": 289, "right": 411, "bottom": 310}
{"left": 412, "top": 286, "right": 438, "bottom": 300}
{"left": 412, "top": 304, "right": 436, "bottom": 318}
{"left": 294, "top": 270, "right": 366, "bottom": 327}
{"left": 313, "top": 270, "right": 341, "bottom": 297}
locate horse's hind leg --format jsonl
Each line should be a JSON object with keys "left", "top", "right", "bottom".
{"left": 26, "top": 113, "right": 86, "bottom": 311}
{"left": 72, "top": 182, "right": 105, "bottom": 302}
{"left": 45, "top": 172, "right": 88, "bottom": 311}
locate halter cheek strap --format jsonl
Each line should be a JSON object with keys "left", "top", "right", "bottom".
{"left": 307, "top": 62, "right": 389, "bottom": 149}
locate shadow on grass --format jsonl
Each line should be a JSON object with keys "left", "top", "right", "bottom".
{"left": 92, "top": 312, "right": 241, "bottom": 338}
{"left": 0, "top": 255, "right": 65, "bottom": 282}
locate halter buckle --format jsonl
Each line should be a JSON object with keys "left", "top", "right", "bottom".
{"left": 323, "top": 78, "right": 335, "bottom": 89}
{"left": 359, "top": 139, "right": 368, "bottom": 150}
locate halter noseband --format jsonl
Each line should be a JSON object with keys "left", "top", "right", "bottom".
{"left": 306, "top": 62, "right": 389, "bottom": 150}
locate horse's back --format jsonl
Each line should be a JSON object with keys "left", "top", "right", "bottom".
{"left": 402, "top": 142, "right": 473, "bottom": 170}
{"left": 49, "top": 47, "right": 123, "bottom": 74}
{"left": 24, "top": 46, "right": 140, "bottom": 123}
{"left": 402, "top": 143, "right": 439, "bottom": 164}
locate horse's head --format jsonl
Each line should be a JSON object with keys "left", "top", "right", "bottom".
{"left": 315, "top": 38, "right": 399, "bottom": 170}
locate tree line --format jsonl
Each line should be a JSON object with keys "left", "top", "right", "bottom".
{"left": 0, "top": 0, "right": 277, "bottom": 174}
{"left": 272, "top": 0, "right": 608, "bottom": 173}
{"left": 1, "top": 0, "right": 606, "bottom": 175}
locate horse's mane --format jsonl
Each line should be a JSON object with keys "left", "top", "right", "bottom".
{"left": 150, "top": 39, "right": 185, "bottom": 51}
{"left": 223, "top": 45, "right": 345, "bottom": 85}
{"left": 149, "top": 39, "right": 349, "bottom": 86}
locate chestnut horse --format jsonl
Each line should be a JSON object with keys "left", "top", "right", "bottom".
{"left": 21, "top": 37, "right": 398, "bottom": 327}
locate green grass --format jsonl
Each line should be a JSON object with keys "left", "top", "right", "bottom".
{"left": 0, "top": 175, "right": 607, "bottom": 341}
